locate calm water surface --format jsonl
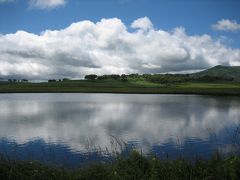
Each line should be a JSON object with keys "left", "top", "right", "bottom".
{"left": 0, "top": 93, "right": 240, "bottom": 167}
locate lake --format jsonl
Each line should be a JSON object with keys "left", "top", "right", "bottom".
{"left": 0, "top": 93, "right": 240, "bottom": 167}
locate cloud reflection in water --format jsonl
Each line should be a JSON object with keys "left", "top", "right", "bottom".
{"left": 0, "top": 94, "right": 239, "bottom": 162}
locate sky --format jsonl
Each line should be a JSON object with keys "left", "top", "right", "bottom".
{"left": 0, "top": 0, "right": 240, "bottom": 79}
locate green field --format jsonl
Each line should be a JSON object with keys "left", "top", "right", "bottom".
{"left": 1, "top": 66, "right": 240, "bottom": 95}
{"left": 0, "top": 80, "right": 240, "bottom": 95}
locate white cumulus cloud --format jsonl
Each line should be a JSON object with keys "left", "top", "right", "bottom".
{"left": 0, "top": 17, "right": 239, "bottom": 80}
{"left": 131, "top": 17, "right": 153, "bottom": 31}
{"left": 212, "top": 19, "right": 240, "bottom": 32}
{"left": 29, "top": 0, "right": 66, "bottom": 9}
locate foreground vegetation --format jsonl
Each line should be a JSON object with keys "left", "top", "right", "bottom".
{"left": 0, "top": 151, "right": 240, "bottom": 180}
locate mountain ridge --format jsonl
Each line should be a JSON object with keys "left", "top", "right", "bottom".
{"left": 191, "top": 65, "right": 240, "bottom": 81}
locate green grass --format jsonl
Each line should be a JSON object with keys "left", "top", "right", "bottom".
{"left": 1, "top": 151, "right": 240, "bottom": 180}
{"left": 0, "top": 80, "right": 240, "bottom": 95}
{"left": 177, "top": 82, "right": 240, "bottom": 88}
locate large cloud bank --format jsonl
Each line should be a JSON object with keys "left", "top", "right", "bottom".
{"left": 0, "top": 17, "right": 240, "bottom": 80}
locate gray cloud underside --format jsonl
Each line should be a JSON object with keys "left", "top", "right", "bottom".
{"left": 0, "top": 17, "right": 240, "bottom": 80}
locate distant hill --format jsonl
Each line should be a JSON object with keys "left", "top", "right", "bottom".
{"left": 191, "top": 65, "right": 240, "bottom": 81}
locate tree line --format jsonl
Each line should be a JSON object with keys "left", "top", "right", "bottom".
{"left": 2, "top": 73, "right": 234, "bottom": 84}
{"left": 84, "top": 73, "right": 235, "bottom": 83}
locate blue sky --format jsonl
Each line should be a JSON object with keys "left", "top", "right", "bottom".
{"left": 1, "top": 0, "right": 240, "bottom": 41}
{"left": 0, "top": 0, "right": 240, "bottom": 79}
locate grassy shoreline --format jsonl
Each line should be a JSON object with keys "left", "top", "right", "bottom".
{"left": 0, "top": 81, "right": 240, "bottom": 95}
{"left": 1, "top": 65, "right": 240, "bottom": 95}
{"left": 1, "top": 151, "right": 240, "bottom": 179}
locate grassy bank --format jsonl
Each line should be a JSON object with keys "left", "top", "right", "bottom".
{"left": 0, "top": 151, "right": 240, "bottom": 179}
{"left": 0, "top": 80, "right": 240, "bottom": 95}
